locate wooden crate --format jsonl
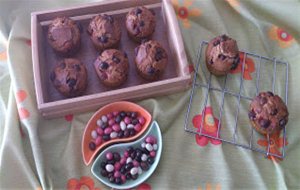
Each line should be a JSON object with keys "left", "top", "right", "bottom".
{"left": 31, "top": 0, "right": 191, "bottom": 118}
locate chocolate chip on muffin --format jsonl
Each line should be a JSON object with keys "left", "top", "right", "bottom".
{"left": 135, "top": 40, "right": 167, "bottom": 81}
{"left": 47, "top": 17, "right": 81, "bottom": 56}
{"left": 126, "top": 6, "right": 156, "bottom": 42}
{"left": 94, "top": 49, "right": 129, "bottom": 87}
{"left": 249, "top": 91, "right": 289, "bottom": 135}
{"left": 51, "top": 58, "right": 87, "bottom": 97}
{"left": 87, "top": 14, "right": 121, "bottom": 52}
{"left": 205, "top": 34, "right": 240, "bottom": 76}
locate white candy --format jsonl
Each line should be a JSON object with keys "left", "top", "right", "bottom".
{"left": 96, "top": 119, "right": 103, "bottom": 127}
{"left": 110, "top": 132, "right": 118, "bottom": 139}
{"left": 91, "top": 130, "right": 98, "bottom": 139}
{"left": 145, "top": 143, "right": 153, "bottom": 151}
{"left": 153, "top": 144, "right": 158, "bottom": 150}
{"left": 126, "top": 157, "right": 133, "bottom": 164}
{"left": 141, "top": 154, "right": 148, "bottom": 161}
{"left": 138, "top": 167, "right": 143, "bottom": 175}
{"left": 105, "top": 164, "right": 114, "bottom": 172}
{"left": 101, "top": 115, "right": 108, "bottom": 123}
{"left": 127, "top": 124, "right": 134, "bottom": 129}
{"left": 141, "top": 142, "right": 146, "bottom": 148}
{"left": 120, "top": 121, "right": 126, "bottom": 131}
{"left": 130, "top": 167, "right": 138, "bottom": 175}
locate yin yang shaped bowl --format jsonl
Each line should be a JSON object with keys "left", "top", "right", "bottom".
{"left": 91, "top": 121, "right": 162, "bottom": 189}
{"left": 82, "top": 101, "right": 152, "bottom": 165}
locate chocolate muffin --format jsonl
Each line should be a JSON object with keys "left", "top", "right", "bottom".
{"left": 205, "top": 34, "right": 240, "bottom": 76}
{"left": 135, "top": 40, "right": 167, "bottom": 81}
{"left": 87, "top": 14, "right": 121, "bottom": 52}
{"left": 248, "top": 91, "right": 289, "bottom": 135}
{"left": 47, "top": 17, "right": 81, "bottom": 56}
{"left": 50, "top": 58, "right": 87, "bottom": 97}
{"left": 126, "top": 6, "right": 156, "bottom": 42}
{"left": 94, "top": 49, "right": 129, "bottom": 87}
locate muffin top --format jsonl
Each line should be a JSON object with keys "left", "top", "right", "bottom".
{"left": 94, "top": 49, "right": 129, "bottom": 87}
{"left": 47, "top": 17, "right": 81, "bottom": 54}
{"left": 249, "top": 91, "right": 289, "bottom": 134}
{"left": 87, "top": 14, "right": 121, "bottom": 51}
{"left": 206, "top": 34, "right": 240, "bottom": 75}
{"left": 126, "top": 7, "right": 156, "bottom": 39}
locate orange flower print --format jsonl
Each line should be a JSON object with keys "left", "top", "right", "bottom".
{"left": 268, "top": 26, "right": 295, "bottom": 48}
{"left": 172, "top": 0, "right": 201, "bottom": 28}
{"left": 198, "top": 183, "right": 221, "bottom": 190}
{"left": 67, "top": 176, "right": 101, "bottom": 190}
{"left": 257, "top": 131, "right": 288, "bottom": 163}
{"left": 192, "top": 107, "right": 222, "bottom": 147}
{"left": 230, "top": 52, "right": 255, "bottom": 80}
{"left": 0, "top": 50, "right": 7, "bottom": 61}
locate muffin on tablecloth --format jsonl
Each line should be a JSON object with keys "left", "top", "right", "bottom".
{"left": 87, "top": 14, "right": 121, "bottom": 52}
{"left": 50, "top": 58, "right": 87, "bottom": 97}
{"left": 94, "top": 49, "right": 129, "bottom": 87}
{"left": 126, "top": 6, "right": 156, "bottom": 42}
{"left": 135, "top": 40, "right": 167, "bottom": 81}
{"left": 248, "top": 91, "right": 289, "bottom": 135}
{"left": 205, "top": 34, "right": 240, "bottom": 76}
{"left": 47, "top": 17, "right": 81, "bottom": 56}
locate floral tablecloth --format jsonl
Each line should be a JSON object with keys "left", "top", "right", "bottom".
{"left": 1, "top": 0, "right": 300, "bottom": 189}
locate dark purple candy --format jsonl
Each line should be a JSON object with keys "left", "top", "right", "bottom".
{"left": 50, "top": 71, "right": 56, "bottom": 82}
{"left": 101, "top": 122, "right": 108, "bottom": 129}
{"left": 109, "top": 176, "right": 115, "bottom": 183}
{"left": 131, "top": 112, "right": 138, "bottom": 118}
{"left": 126, "top": 112, "right": 131, "bottom": 117}
{"left": 100, "top": 62, "right": 109, "bottom": 70}
{"left": 129, "top": 129, "right": 136, "bottom": 136}
{"left": 125, "top": 173, "right": 132, "bottom": 180}
{"left": 127, "top": 146, "right": 134, "bottom": 154}
{"left": 117, "top": 131, "right": 124, "bottom": 138}
{"left": 124, "top": 129, "right": 130, "bottom": 138}
{"left": 131, "top": 174, "right": 138, "bottom": 180}
{"left": 113, "top": 152, "right": 121, "bottom": 161}
{"left": 89, "top": 142, "right": 96, "bottom": 150}
{"left": 125, "top": 162, "right": 134, "bottom": 171}
{"left": 120, "top": 165, "right": 126, "bottom": 174}
{"left": 140, "top": 162, "right": 149, "bottom": 171}
{"left": 147, "top": 157, "right": 155, "bottom": 164}
{"left": 101, "top": 169, "right": 108, "bottom": 177}
{"left": 100, "top": 161, "right": 107, "bottom": 169}
{"left": 120, "top": 111, "right": 126, "bottom": 118}
{"left": 102, "top": 134, "right": 110, "bottom": 141}
{"left": 115, "top": 115, "right": 122, "bottom": 123}
{"left": 115, "top": 177, "right": 122, "bottom": 184}
{"left": 132, "top": 119, "right": 139, "bottom": 125}
{"left": 259, "top": 119, "right": 270, "bottom": 128}
{"left": 107, "top": 159, "right": 115, "bottom": 165}
{"left": 279, "top": 118, "right": 287, "bottom": 127}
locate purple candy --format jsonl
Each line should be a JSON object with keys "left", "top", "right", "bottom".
{"left": 145, "top": 135, "right": 157, "bottom": 144}
{"left": 108, "top": 119, "right": 115, "bottom": 126}
{"left": 138, "top": 117, "right": 145, "bottom": 125}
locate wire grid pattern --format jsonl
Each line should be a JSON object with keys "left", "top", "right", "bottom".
{"left": 184, "top": 41, "right": 289, "bottom": 159}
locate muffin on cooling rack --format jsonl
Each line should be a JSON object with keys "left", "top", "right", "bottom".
{"left": 87, "top": 14, "right": 121, "bottom": 52}
{"left": 50, "top": 58, "right": 87, "bottom": 97}
{"left": 205, "top": 34, "right": 240, "bottom": 76}
{"left": 94, "top": 49, "right": 129, "bottom": 87}
{"left": 135, "top": 40, "right": 168, "bottom": 81}
{"left": 126, "top": 6, "right": 156, "bottom": 42}
{"left": 248, "top": 91, "right": 289, "bottom": 135}
{"left": 47, "top": 17, "right": 81, "bottom": 56}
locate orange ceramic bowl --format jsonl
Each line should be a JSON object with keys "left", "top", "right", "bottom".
{"left": 82, "top": 101, "right": 152, "bottom": 165}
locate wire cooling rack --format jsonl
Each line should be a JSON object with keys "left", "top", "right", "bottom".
{"left": 184, "top": 41, "right": 289, "bottom": 159}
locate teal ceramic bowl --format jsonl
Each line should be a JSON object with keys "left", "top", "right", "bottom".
{"left": 91, "top": 120, "right": 162, "bottom": 189}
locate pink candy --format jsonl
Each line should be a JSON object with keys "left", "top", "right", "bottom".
{"left": 106, "top": 152, "right": 113, "bottom": 160}
{"left": 96, "top": 128, "right": 104, "bottom": 136}
{"left": 120, "top": 157, "right": 126, "bottom": 165}
{"left": 108, "top": 119, "right": 115, "bottom": 126}
{"left": 112, "top": 124, "right": 121, "bottom": 132}
{"left": 107, "top": 113, "right": 113, "bottom": 119}
{"left": 138, "top": 117, "right": 145, "bottom": 125}
{"left": 95, "top": 136, "right": 102, "bottom": 146}
{"left": 133, "top": 160, "right": 140, "bottom": 167}
{"left": 134, "top": 124, "right": 142, "bottom": 132}
{"left": 150, "top": 151, "right": 156, "bottom": 157}
{"left": 124, "top": 151, "right": 129, "bottom": 158}
{"left": 113, "top": 111, "right": 119, "bottom": 116}
{"left": 145, "top": 135, "right": 157, "bottom": 144}
{"left": 124, "top": 117, "right": 131, "bottom": 124}
{"left": 121, "top": 175, "right": 126, "bottom": 183}
{"left": 104, "top": 127, "right": 112, "bottom": 135}
{"left": 114, "top": 171, "right": 121, "bottom": 178}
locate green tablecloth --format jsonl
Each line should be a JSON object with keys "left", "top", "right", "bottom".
{"left": 1, "top": 0, "right": 300, "bottom": 189}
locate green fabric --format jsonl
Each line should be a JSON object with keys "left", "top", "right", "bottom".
{"left": 1, "top": 0, "right": 300, "bottom": 189}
